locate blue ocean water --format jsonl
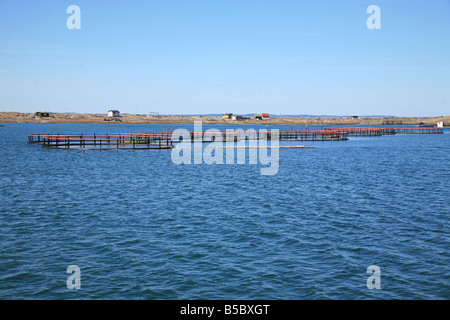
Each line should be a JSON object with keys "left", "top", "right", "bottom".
{"left": 0, "top": 122, "right": 449, "bottom": 300}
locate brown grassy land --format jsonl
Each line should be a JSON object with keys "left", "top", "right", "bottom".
{"left": 1, "top": 112, "right": 449, "bottom": 126}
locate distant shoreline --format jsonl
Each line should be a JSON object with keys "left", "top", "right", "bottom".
{"left": 0, "top": 112, "right": 449, "bottom": 127}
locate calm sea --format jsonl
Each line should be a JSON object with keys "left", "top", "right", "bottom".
{"left": 0, "top": 123, "right": 449, "bottom": 299}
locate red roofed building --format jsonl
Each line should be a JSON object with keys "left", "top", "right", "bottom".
{"left": 254, "top": 113, "right": 270, "bottom": 120}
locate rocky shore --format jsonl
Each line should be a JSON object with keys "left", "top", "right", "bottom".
{"left": 0, "top": 112, "right": 449, "bottom": 126}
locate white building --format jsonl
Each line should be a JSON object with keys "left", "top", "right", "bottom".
{"left": 108, "top": 110, "right": 120, "bottom": 117}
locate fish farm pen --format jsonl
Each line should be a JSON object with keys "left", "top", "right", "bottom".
{"left": 324, "top": 127, "right": 394, "bottom": 136}
{"left": 324, "top": 127, "right": 443, "bottom": 136}
{"left": 27, "top": 133, "right": 173, "bottom": 150}
{"left": 27, "top": 127, "right": 443, "bottom": 150}
{"left": 167, "top": 129, "right": 348, "bottom": 142}
{"left": 390, "top": 127, "right": 443, "bottom": 134}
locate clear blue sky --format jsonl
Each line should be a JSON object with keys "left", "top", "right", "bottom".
{"left": 0, "top": 0, "right": 449, "bottom": 116}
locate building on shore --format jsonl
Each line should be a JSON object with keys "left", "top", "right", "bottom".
{"left": 34, "top": 112, "right": 50, "bottom": 118}
{"left": 108, "top": 110, "right": 120, "bottom": 117}
{"left": 254, "top": 113, "right": 270, "bottom": 120}
{"left": 222, "top": 113, "right": 233, "bottom": 119}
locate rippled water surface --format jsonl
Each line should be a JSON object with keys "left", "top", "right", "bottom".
{"left": 0, "top": 123, "right": 449, "bottom": 299}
